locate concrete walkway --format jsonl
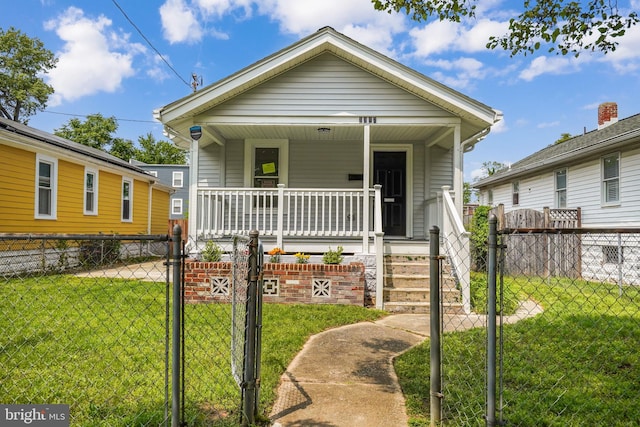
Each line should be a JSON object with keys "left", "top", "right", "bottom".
{"left": 270, "top": 315, "right": 429, "bottom": 427}
{"left": 270, "top": 302, "right": 543, "bottom": 426}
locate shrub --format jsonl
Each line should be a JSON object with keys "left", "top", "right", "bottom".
{"left": 201, "top": 241, "right": 223, "bottom": 262}
{"left": 322, "top": 246, "right": 344, "bottom": 265}
{"left": 469, "top": 205, "right": 491, "bottom": 272}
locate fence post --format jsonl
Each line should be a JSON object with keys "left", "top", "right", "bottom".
{"left": 430, "top": 226, "right": 442, "bottom": 426}
{"left": 242, "top": 230, "right": 260, "bottom": 426}
{"left": 486, "top": 215, "right": 498, "bottom": 426}
{"left": 171, "top": 225, "right": 182, "bottom": 427}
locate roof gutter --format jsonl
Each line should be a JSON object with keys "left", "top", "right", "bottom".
{"left": 476, "top": 126, "right": 640, "bottom": 187}
{"left": 462, "top": 110, "right": 502, "bottom": 153}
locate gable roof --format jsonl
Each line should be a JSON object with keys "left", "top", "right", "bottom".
{"left": 155, "top": 26, "right": 501, "bottom": 136}
{"left": 0, "top": 117, "right": 160, "bottom": 181}
{"left": 474, "top": 113, "right": 640, "bottom": 188}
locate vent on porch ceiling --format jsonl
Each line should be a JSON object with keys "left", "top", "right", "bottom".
{"left": 359, "top": 116, "right": 377, "bottom": 124}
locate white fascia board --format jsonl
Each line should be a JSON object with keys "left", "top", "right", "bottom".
{"left": 1, "top": 134, "right": 168, "bottom": 189}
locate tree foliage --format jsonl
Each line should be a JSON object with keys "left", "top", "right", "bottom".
{"left": 54, "top": 113, "right": 186, "bottom": 164}
{"left": 478, "top": 161, "right": 508, "bottom": 180}
{"left": 554, "top": 132, "right": 573, "bottom": 144}
{"left": 54, "top": 113, "right": 118, "bottom": 151}
{"left": 135, "top": 133, "right": 187, "bottom": 164}
{"left": 371, "top": 0, "right": 638, "bottom": 56}
{"left": 0, "top": 27, "right": 57, "bottom": 123}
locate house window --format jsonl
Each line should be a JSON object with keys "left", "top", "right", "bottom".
{"left": 602, "top": 245, "right": 624, "bottom": 264}
{"left": 172, "top": 171, "right": 183, "bottom": 188}
{"left": 245, "top": 140, "right": 288, "bottom": 187}
{"left": 244, "top": 139, "right": 289, "bottom": 208}
{"left": 512, "top": 181, "right": 520, "bottom": 206}
{"left": 555, "top": 169, "right": 567, "bottom": 208}
{"left": 35, "top": 154, "right": 57, "bottom": 219}
{"left": 487, "top": 189, "right": 494, "bottom": 205}
{"left": 148, "top": 170, "right": 158, "bottom": 177}
{"left": 253, "top": 148, "right": 279, "bottom": 188}
{"left": 84, "top": 168, "right": 98, "bottom": 215}
{"left": 602, "top": 154, "right": 619, "bottom": 204}
{"left": 172, "top": 198, "right": 183, "bottom": 215}
{"left": 122, "top": 178, "right": 133, "bottom": 222}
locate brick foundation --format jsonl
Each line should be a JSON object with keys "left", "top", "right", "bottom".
{"left": 183, "top": 260, "right": 365, "bottom": 305}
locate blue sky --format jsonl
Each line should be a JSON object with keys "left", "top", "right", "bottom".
{"left": 4, "top": 0, "right": 640, "bottom": 181}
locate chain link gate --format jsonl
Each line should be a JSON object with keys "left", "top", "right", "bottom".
{"left": 177, "top": 229, "right": 263, "bottom": 427}
{"left": 430, "top": 218, "right": 640, "bottom": 426}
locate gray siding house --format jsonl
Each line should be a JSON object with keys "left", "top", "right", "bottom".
{"left": 154, "top": 26, "right": 502, "bottom": 309}
{"left": 132, "top": 161, "right": 190, "bottom": 220}
{"left": 474, "top": 103, "right": 640, "bottom": 284}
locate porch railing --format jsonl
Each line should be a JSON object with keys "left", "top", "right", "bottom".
{"left": 196, "top": 184, "right": 382, "bottom": 250}
{"left": 441, "top": 186, "right": 471, "bottom": 314}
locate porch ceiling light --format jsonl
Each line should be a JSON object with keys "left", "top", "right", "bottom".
{"left": 317, "top": 127, "right": 331, "bottom": 133}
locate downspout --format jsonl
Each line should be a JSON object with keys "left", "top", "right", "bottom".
{"left": 147, "top": 181, "right": 154, "bottom": 234}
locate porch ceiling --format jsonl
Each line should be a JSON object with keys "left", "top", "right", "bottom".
{"left": 201, "top": 123, "right": 452, "bottom": 147}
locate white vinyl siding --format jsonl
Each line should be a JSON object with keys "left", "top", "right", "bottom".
{"left": 288, "top": 139, "right": 363, "bottom": 188}
{"left": 209, "top": 53, "right": 453, "bottom": 119}
{"left": 199, "top": 143, "right": 224, "bottom": 186}
{"left": 84, "top": 167, "right": 98, "bottom": 215}
{"left": 481, "top": 146, "right": 640, "bottom": 227}
{"left": 35, "top": 154, "right": 57, "bottom": 219}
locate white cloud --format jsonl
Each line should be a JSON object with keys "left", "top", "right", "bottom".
{"left": 44, "top": 7, "right": 143, "bottom": 105}
{"left": 491, "top": 116, "right": 507, "bottom": 134}
{"left": 537, "top": 121, "right": 560, "bottom": 129}
{"left": 160, "top": 0, "right": 203, "bottom": 44}
{"left": 518, "top": 56, "right": 582, "bottom": 81}
{"left": 599, "top": 25, "right": 640, "bottom": 73}
{"left": 409, "top": 17, "right": 509, "bottom": 57}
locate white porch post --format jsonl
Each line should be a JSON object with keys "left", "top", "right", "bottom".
{"left": 188, "top": 138, "right": 199, "bottom": 242}
{"left": 276, "top": 184, "right": 285, "bottom": 249}
{"left": 362, "top": 125, "right": 371, "bottom": 253}
{"left": 453, "top": 124, "right": 463, "bottom": 216}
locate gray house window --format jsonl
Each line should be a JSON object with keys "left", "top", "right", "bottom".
{"left": 602, "top": 154, "right": 619, "bottom": 204}
{"left": 512, "top": 181, "right": 520, "bottom": 206}
{"left": 555, "top": 169, "right": 567, "bottom": 208}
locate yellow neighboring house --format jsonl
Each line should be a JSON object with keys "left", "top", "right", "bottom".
{"left": 0, "top": 117, "right": 173, "bottom": 235}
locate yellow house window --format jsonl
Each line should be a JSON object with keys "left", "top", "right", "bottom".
{"left": 35, "top": 154, "right": 57, "bottom": 219}
{"left": 122, "top": 178, "right": 133, "bottom": 222}
{"left": 84, "top": 167, "right": 98, "bottom": 215}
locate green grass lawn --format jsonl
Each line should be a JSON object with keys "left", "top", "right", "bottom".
{"left": 395, "top": 275, "right": 640, "bottom": 426}
{"left": 0, "top": 275, "right": 385, "bottom": 426}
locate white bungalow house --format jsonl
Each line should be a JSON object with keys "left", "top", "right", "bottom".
{"left": 474, "top": 103, "right": 640, "bottom": 284}
{"left": 154, "top": 26, "right": 502, "bottom": 310}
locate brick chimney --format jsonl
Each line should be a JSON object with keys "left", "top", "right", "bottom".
{"left": 598, "top": 102, "right": 618, "bottom": 129}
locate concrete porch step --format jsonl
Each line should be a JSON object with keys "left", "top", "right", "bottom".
{"left": 384, "top": 287, "right": 462, "bottom": 303}
{"left": 383, "top": 301, "right": 466, "bottom": 314}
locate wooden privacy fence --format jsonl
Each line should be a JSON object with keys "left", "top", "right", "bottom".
{"left": 491, "top": 205, "right": 582, "bottom": 278}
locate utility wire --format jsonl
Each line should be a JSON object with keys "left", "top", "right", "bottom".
{"left": 43, "top": 110, "right": 159, "bottom": 124}
{"left": 110, "top": 0, "right": 191, "bottom": 89}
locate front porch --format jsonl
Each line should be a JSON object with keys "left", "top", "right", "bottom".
{"left": 187, "top": 185, "right": 470, "bottom": 313}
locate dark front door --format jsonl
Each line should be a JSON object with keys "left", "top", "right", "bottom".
{"left": 374, "top": 151, "right": 406, "bottom": 236}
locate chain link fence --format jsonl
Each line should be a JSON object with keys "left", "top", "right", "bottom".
{"left": 434, "top": 223, "right": 640, "bottom": 426}
{"left": 0, "top": 234, "right": 171, "bottom": 426}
